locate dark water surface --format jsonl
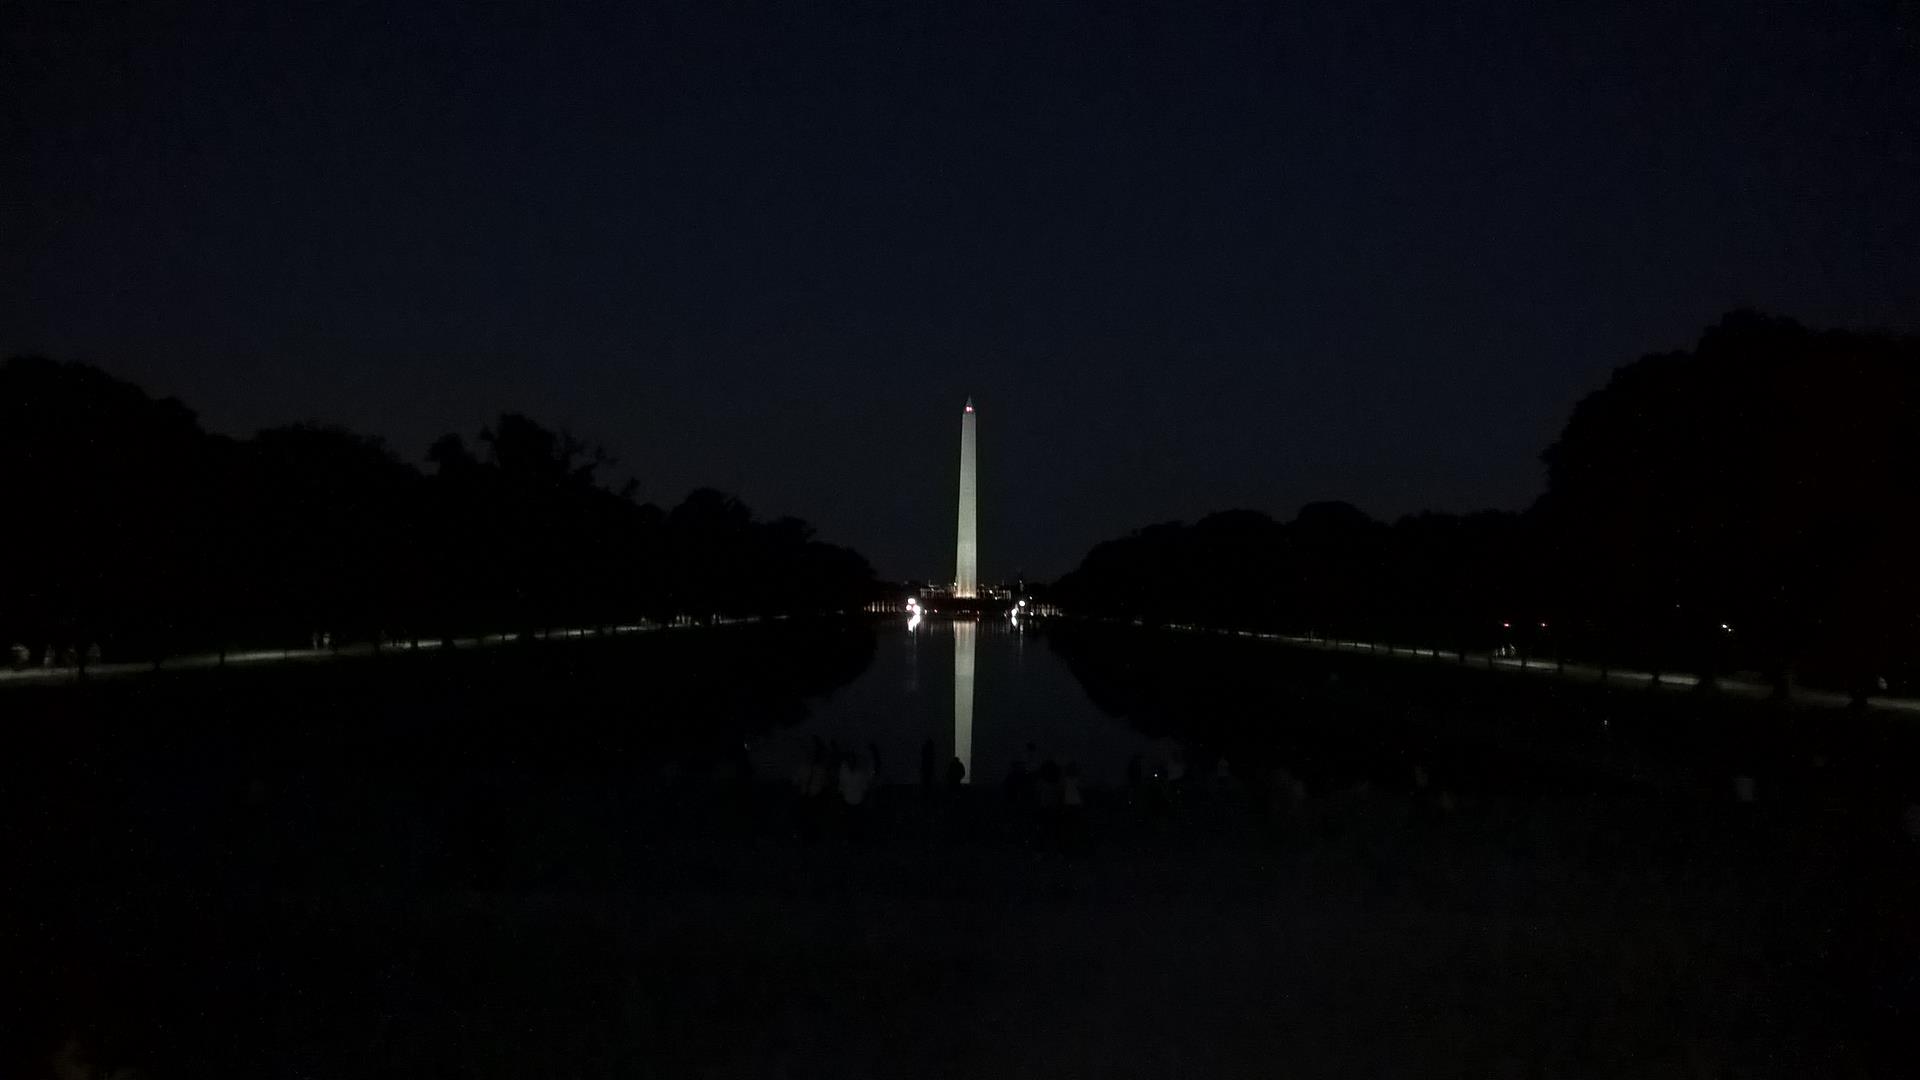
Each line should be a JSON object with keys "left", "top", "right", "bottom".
{"left": 4, "top": 617, "right": 1916, "bottom": 1077}
{"left": 751, "top": 616, "right": 1158, "bottom": 790}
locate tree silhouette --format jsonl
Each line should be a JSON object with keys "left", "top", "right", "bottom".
{"left": 1055, "top": 311, "right": 1920, "bottom": 696}
{"left": 0, "top": 357, "right": 212, "bottom": 663}
{"left": 0, "top": 357, "right": 876, "bottom": 665}
{"left": 1542, "top": 311, "right": 1920, "bottom": 694}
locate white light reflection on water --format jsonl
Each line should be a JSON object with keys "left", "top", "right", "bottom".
{"left": 748, "top": 615, "right": 1158, "bottom": 789}
{"left": 954, "top": 619, "right": 975, "bottom": 784}
{"left": 904, "top": 611, "right": 920, "bottom": 693}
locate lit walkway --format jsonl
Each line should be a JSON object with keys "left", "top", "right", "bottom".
{"left": 0, "top": 617, "right": 774, "bottom": 688}
{"left": 1158, "top": 624, "right": 1920, "bottom": 714}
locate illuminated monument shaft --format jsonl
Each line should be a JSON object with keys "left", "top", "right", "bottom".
{"left": 954, "top": 398, "right": 978, "bottom": 598}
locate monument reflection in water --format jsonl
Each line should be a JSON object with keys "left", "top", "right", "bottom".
{"left": 953, "top": 619, "right": 975, "bottom": 783}
{"left": 750, "top": 615, "right": 1154, "bottom": 789}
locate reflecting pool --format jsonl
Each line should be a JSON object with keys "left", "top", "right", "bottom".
{"left": 751, "top": 616, "right": 1161, "bottom": 788}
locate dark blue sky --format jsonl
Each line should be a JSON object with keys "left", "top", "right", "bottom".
{"left": 6, "top": 1, "right": 1917, "bottom": 578}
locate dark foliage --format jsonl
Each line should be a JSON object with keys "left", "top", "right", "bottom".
{"left": 0, "top": 358, "right": 876, "bottom": 662}
{"left": 1056, "top": 312, "right": 1920, "bottom": 694}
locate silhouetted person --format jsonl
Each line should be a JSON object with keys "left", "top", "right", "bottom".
{"left": 1213, "top": 755, "right": 1239, "bottom": 801}
{"left": 838, "top": 751, "right": 872, "bottom": 807}
{"left": 1005, "top": 758, "right": 1033, "bottom": 805}
{"left": 946, "top": 756, "right": 967, "bottom": 787}
{"left": 1060, "top": 763, "right": 1087, "bottom": 849}
{"left": 796, "top": 738, "right": 831, "bottom": 799}
{"left": 729, "top": 740, "right": 753, "bottom": 796}
{"left": 1038, "top": 758, "right": 1062, "bottom": 809}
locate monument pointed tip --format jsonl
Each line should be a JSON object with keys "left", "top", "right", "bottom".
{"left": 964, "top": 396, "right": 974, "bottom": 413}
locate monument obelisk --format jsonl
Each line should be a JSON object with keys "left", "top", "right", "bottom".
{"left": 954, "top": 398, "right": 978, "bottom": 598}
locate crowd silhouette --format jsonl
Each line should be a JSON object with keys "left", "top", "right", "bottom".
{"left": 0, "top": 358, "right": 876, "bottom": 667}
{"left": 1056, "top": 312, "right": 1920, "bottom": 699}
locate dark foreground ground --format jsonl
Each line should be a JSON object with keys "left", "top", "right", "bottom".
{"left": 4, "top": 626, "right": 1918, "bottom": 1078}
{"left": 10, "top": 780, "right": 1918, "bottom": 1078}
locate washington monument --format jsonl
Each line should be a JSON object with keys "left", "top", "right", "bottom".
{"left": 954, "top": 397, "right": 978, "bottom": 598}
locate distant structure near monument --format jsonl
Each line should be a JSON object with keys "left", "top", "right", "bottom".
{"left": 953, "top": 397, "right": 978, "bottom": 598}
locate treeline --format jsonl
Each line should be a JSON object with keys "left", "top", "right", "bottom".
{"left": 0, "top": 358, "right": 875, "bottom": 664}
{"left": 1055, "top": 312, "right": 1920, "bottom": 697}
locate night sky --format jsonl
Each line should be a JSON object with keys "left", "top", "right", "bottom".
{"left": 6, "top": 1, "right": 1917, "bottom": 579}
